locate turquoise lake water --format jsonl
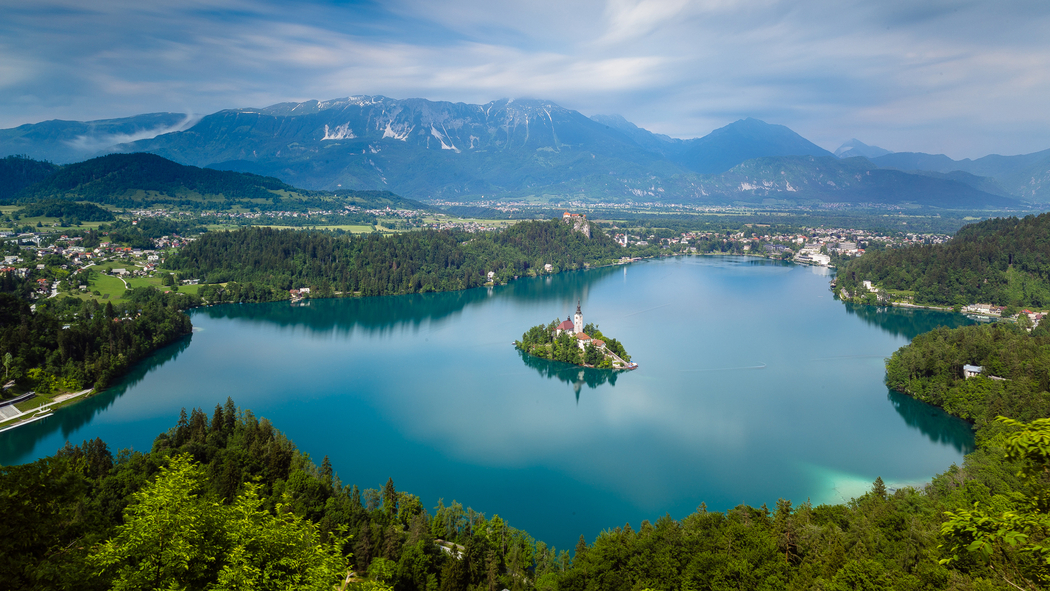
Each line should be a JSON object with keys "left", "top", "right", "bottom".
{"left": 0, "top": 256, "right": 975, "bottom": 551}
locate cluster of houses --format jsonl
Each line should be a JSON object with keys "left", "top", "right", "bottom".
{"left": 0, "top": 231, "right": 195, "bottom": 299}
{"left": 424, "top": 219, "right": 502, "bottom": 233}
{"left": 963, "top": 303, "right": 1045, "bottom": 325}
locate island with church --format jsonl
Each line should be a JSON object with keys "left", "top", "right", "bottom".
{"left": 514, "top": 301, "right": 636, "bottom": 370}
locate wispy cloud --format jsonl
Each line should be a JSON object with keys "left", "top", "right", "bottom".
{"left": 63, "top": 113, "right": 201, "bottom": 154}
{"left": 1, "top": 0, "right": 1049, "bottom": 157}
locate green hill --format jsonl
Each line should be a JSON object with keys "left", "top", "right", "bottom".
{"left": 836, "top": 213, "right": 1050, "bottom": 307}
{"left": 0, "top": 155, "right": 59, "bottom": 201}
{"left": 15, "top": 152, "right": 428, "bottom": 211}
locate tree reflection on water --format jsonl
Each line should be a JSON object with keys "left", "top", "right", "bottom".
{"left": 516, "top": 348, "right": 623, "bottom": 402}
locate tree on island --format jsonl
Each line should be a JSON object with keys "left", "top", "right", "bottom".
{"left": 515, "top": 316, "right": 631, "bottom": 368}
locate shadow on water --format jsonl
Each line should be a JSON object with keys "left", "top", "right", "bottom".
{"left": 887, "top": 389, "right": 975, "bottom": 454}
{"left": 516, "top": 349, "right": 621, "bottom": 402}
{"left": 0, "top": 334, "right": 193, "bottom": 463}
{"left": 843, "top": 303, "right": 974, "bottom": 341}
{"left": 196, "top": 266, "right": 624, "bottom": 336}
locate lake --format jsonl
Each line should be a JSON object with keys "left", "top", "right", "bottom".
{"left": 0, "top": 256, "right": 975, "bottom": 551}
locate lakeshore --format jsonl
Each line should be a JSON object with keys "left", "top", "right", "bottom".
{"left": 0, "top": 257, "right": 974, "bottom": 550}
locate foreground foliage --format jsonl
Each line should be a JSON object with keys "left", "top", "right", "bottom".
{"left": 2, "top": 386, "right": 1049, "bottom": 590}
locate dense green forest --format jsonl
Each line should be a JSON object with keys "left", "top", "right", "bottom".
{"left": 0, "top": 401, "right": 549, "bottom": 590}
{"left": 16, "top": 198, "right": 115, "bottom": 222}
{"left": 836, "top": 214, "right": 1050, "bottom": 307}
{"left": 5, "top": 389, "right": 1050, "bottom": 590}
{"left": 0, "top": 287, "right": 194, "bottom": 393}
{"left": 171, "top": 220, "right": 628, "bottom": 299}
{"left": 885, "top": 322, "right": 1050, "bottom": 433}
{"left": 10, "top": 153, "right": 427, "bottom": 212}
{"left": 882, "top": 322, "right": 1050, "bottom": 589}
{"left": 0, "top": 155, "right": 59, "bottom": 201}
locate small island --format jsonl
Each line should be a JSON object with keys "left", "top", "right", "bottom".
{"left": 514, "top": 301, "right": 636, "bottom": 370}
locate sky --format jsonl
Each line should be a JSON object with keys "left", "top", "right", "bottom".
{"left": 1, "top": 0, "right": 1048, "bottom": 159}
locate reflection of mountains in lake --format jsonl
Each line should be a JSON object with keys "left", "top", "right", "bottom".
{"left": 887, "top": 389, "right": 974, "bottom": 454}
{"left": 0, "top": 334, "right": 193, "bottom": 461}
{"left": 196, "top": 265, "right": 623, "bottom": 335}
{"left": 517, "top": 349, "right": 622, "bottom": 402}
{"left": 843, "top": 303, "right": 973, "bottom": 341}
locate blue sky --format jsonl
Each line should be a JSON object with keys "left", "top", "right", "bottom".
{"left": 2, "top": 0, "right": 1048, "bottom": 159}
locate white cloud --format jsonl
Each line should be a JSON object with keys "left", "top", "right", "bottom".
{"left": 1, "top": 0, "right": 1049, "bottom": 157}
{"left": 63, "top": 113, "right": 200, "bottom": 153}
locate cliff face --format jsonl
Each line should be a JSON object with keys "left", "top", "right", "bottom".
{"left": 564, "top": 215, "right": 591, "bottom": 238}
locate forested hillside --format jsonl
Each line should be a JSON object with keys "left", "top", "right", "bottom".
{"left": 16, "top": 198, "right": 114, "bottom": 222}
{"left": 12, "top": 152, "right": 426, "bottom": 211}
{"left": 836, "top": 213, "right": 1050, "bottom": 307}
{"left": 169, "top": 219, "right": 626, "bottom": 298}
{"left": 0, "top": 401, "right": 547, "bottom": 590}
{"left": 4, "top": 392, "right": 1049, "bottom": 590}
{"left": 886, "top": 322, "right": 1050, "bottom": 428}
{"left": 0, "top": 154, "right": 58, "bottom": 201}
{"left": 882, "top": 322, "right": 1050, "bottom": 589}
{"left": 0, "top": 288, "right": 193, "bottom": 392}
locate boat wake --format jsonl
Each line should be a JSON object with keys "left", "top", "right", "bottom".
{"left": 681, "top": 363, "right": 766, "bottom": 372}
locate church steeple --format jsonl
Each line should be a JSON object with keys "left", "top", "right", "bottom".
{"left": 573, "top": 300, "right": 583, "bottom": 334}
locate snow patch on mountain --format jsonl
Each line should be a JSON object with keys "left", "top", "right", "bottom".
{"left": 382, "top": 121, "right": 412, "bottom": 141}
{"left": 322, "top": 123, "right": 355, "bottom": 140}
{"left": 430, "top": 125, "right": 460, "bottom": 152}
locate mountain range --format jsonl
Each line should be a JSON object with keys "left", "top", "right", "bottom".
{"left": 1, "top": 96, "right": 1046, "bottom": 208}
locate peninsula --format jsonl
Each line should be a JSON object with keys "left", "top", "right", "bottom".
{"left": 514, "top": 301, "right": 635, "bottom": 370}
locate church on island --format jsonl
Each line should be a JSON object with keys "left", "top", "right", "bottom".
{"left": 555, "top": 301, "right": 605, "bottom": 351}
{"left": 514, "top": 301, "right": 636, "bottom": 370}
{"left": 555, "top": 302, "right": 636, "bottom": 369}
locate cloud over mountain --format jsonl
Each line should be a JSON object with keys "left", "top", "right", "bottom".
{"left": 2, "top": 1, "right": 1050, "bottom": 159}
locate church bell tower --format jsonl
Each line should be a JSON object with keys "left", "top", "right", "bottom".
{"left": 574, "top": 300, "right": 583, "bottom": 334}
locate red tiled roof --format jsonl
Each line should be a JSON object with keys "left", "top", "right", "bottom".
{"left": 575, "top": 333, "right": 591, "bottom": 341}
{"left": 557, "top": 319, "right": 574, "bottom": 331}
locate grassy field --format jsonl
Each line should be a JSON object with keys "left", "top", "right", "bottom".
{"left": 88, "top": 274, "right": 127, "bottom": 300}
{"left": 126, "top": 276, "right": 163, "bottom": 289}
{"left": 177, "top": 283, "right": 203, "bottom": 295}
{"left": 89, "top": 260, "right": 141, "bottom": 273}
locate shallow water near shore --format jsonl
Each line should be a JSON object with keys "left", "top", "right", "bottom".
{"left": 0, "top": 256, "right": 975, "bottom": 551}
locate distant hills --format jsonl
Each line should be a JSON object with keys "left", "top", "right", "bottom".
{"left": 4, "top": 153, "right": 428, "bottom": 211}
{"left": 869, "top": 150, "right": 1050, "bottom": 201}
{"left": 0, "top": 95, "right": 1043, "bottom": 209}
{"left": 0, "top": 113, "right": 193, "bottom": 164}
{"left": 588, "top": 115, "right": 832, "bottom": 174}
{"left": 834, "top": 139, "right": 892, "bottom": 160}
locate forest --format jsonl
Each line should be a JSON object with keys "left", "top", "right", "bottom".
{"left": 885, "top": 321, "right": 1050, "bottom": 434}
{"left": 0, "top": 287, "right": 194, "bottom": 393}
{"left": 15, "top": 198, "right": 115, "bottom": 222}
{"left": 171, "top": 219, "right": 629, "bottom": 299}
{"left": 5, "top": 213, "right": 1050, "bottom": 589}
{"left": 835, "top": 213, "right": 1050, "bottom": 307}
{"left": 4, "top": 378, "right": 1050, "bottom": 591}
{"left": 0, "top": 154, "right": 59, "bottom": 201}
{"left": 9, "top": 153, "right": 428, "bottom": 212}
